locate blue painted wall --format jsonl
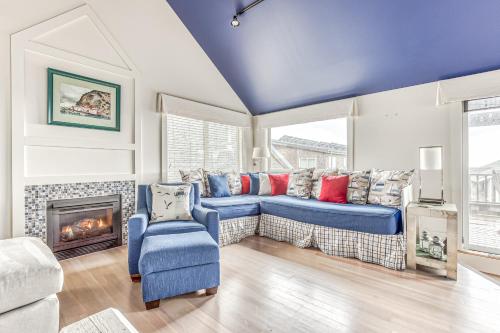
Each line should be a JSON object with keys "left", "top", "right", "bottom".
{"left": 167, "top": 0, "right": 500, "bottom": 115}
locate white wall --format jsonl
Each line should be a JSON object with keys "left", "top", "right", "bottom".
{"left": 0, "top": 0, "right": 248, "bottom": 239}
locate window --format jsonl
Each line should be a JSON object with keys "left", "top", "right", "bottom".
{"left": 464, "top": 97, "right": 500, "bottom": 254}
{"left": 299, "top": 157, "right": 317, "bottom": 169}
{"left": 270, "top": 118, "right": 348, "bottom": 171}
{"left": 167, "top": 114, "right": 241, "bottom": 181}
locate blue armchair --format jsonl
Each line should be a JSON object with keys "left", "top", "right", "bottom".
{"left": 127, "top": 182, "right": 219, "bottom": 280}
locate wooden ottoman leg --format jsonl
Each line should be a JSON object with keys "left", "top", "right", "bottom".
{"left": 130, "top": 274, "right": 141, "bottom": 282}
{"left": 145, "top": 300, "right": 160, "bottom": 310}
{"left": 206, "top": 287, "right": 218, "bottom": 296}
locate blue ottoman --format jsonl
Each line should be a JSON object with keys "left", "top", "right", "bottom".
{"left": 138, "top": 231, "right": 220, "bottom": 309}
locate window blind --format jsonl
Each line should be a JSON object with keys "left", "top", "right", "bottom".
{"left": 167, "top": 114, "right": 241, "bottom": 181}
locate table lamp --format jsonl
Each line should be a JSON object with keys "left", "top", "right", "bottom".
{"left": 419, "top": 146, "right": 445, "bottom": 205}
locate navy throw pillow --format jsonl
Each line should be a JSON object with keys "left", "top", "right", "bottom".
{"left": 207, "top": 174, "right": 231, "bottom": 198}
{"left": 249, "top": 172, "right": 260, "bottom": 195}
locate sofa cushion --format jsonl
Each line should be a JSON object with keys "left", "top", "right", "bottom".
{"left": 260, "top": 196, "right": 402, "bottom": 235}
{"left": 249, "top": 173, "right": 260, "bottom": 195}
{"left": 139, "top": 231, "right": 219, "bottom": 276}
{"left": 0, "top": 237, "right": 63, "bottom": 314}
{"left": 311, "top": 168, "right": 338, "bottom": 199}
{"left": 340, "top": 170, "right": 372, "bottom": 204}
{"left": 208, "top": 174, "right": 231, "bottom": 198}
{"left": 367, "top": 169, "right": 415, "bottom": 207}
{"left": 201, "top": 195, "right": 261, "bottom": 220}
{"left": 202, "top": 169, "right": 224, "bottom": 197}
{"left": 287, "top": 168, "right": 314, "bottom": 199}
{"left": 241, "top": 174, "right": 250, "bottom": 194}
{"left": 226, "top": 171, "right": 242, "bottom": 195}
{"left": 150, "top": 183, "right": 192, "bottom": 222}
{"left": 180, "top": 168, "right": 207, "bottom": 197}
{"left": 258, "top": 173, "right": 271, "bottom": 195}
{"left": 145, "top": 221, "right": 206, "bottom": 237}
{"left": 269, "top": 174, "right": 289, "bottom": 196}
{"left": 0, "top": 294, "right": 59, "bottom": 333}
{"left": 318, "top": 175, "right": 349, "bottom": 203}
{"left": 145, "top": 183, "right": 196, "bottom": 217}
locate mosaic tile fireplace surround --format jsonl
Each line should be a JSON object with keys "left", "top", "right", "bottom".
{"left": 25, "top": 181, "right": 135, "bottom": 258}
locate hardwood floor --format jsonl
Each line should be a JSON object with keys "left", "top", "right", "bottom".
{"left": 59, "top": 236, "right": 500, "bottom": 333}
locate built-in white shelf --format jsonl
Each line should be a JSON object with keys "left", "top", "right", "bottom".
{"left": 24, "top": 136, "right": 136, "bottom": 151}
{"left": 25, "top": 174, "right": 136, "bottom": 186}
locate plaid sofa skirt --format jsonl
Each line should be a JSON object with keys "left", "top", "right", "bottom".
{"left": 259, "top": 214, "right": 406, "bottom": 270}
{"left": 219, "top": 215, "right": 260, "bottom": 247}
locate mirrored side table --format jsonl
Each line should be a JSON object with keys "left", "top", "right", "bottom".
{"left": 406, "top": 202, "right": 458, "bottom": 280}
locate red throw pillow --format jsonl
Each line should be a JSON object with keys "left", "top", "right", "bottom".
{"left": 319, "top": 175, "right": 349, "bottom": 204}
{"left": 241, "top": 175, "right": 250, "bottom": 194}
{"left": 269, "top": 174, "right": 289, "bottom": 196}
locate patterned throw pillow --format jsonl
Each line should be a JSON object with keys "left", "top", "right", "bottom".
{"left": 311, "top": 169, "right": 338, "bottom": 199}
{"left": 150, "top": 184, "right": 192, "bottom": 222}
{"left": 367, "top": 169, "right": 415, "bottom": 207}
{"left": 226, "top": 171, "right": 242, "bottom": 195}
{"left": 179, "top": 169, "right": 206, "bottom": 197}
{"left": 258, "top": 173, "right": 271, "bottom": 195}
{"left": 202, "top": 169, "right": 224, "bottom": 197}
{"left": 340, "top": 170, "right": 372, "bottom": 204}
{"left": 286, "top": 168, "right": 314, "bottom": 199}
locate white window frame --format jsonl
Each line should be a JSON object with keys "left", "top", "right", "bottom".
{"left": 165, "top": 114, "right": 242, "bottom": 181}
{"left": 266, "top": 116, "right": 353, "bottom": 172}
{"left": 299, "top": 157, "right": 317, "bottom": 169}
{"left": 159, "top": 94, "right": 252, "bottom": 181}
{"left": 462, "top": 102, "right": 500, "bottom": 255}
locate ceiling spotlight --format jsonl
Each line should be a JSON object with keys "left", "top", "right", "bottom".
{"left": 230, "top": 0, "right": 265, "bottom": 29}
{"left": 231, "top": 15, "right": 240, "bottom": 28}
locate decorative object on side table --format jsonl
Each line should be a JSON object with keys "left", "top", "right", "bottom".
{"left": 420, "top": 230, "right": 430, "bottom": 253}
{"left": 47, "top": 68, "right": 121, "bottom": 131}
{"left": 428, "top": 236, "right": 445, "bottom": 259}
{"left": 406, "top": 202, "right": 458, "bottom": 280}
{"left": 418, "top": 146, "right": 445, "bottom": 204}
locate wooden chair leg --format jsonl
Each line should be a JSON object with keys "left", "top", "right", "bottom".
{"left": 130, "top": 274, "right": 141, "bottom": 282}
{"left": 145, "top": 300, "right": 160, "bottom": 310}
{"left": 206, "top": 287, "right": 218, "bottom": 296}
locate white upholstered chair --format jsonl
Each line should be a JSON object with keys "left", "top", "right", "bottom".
{"left": 0, "top": 237, "right": 63, "bottom": 333}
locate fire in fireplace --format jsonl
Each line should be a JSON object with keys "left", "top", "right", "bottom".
{"left": 46, "top": 195, "right": 122, "bottom": 260}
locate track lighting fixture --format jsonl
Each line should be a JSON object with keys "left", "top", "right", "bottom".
{"left": 231, "top": 0, "right": 265, "bottom": 28}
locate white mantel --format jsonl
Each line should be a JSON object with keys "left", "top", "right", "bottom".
{"left": 10, "top": 5, "right": 141, "bottom": 237}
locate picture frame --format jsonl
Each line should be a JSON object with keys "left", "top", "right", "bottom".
{"left": 47, "top": 68, "right": 121, "bottom": 131}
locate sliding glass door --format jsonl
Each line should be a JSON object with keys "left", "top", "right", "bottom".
{"left": 464, "top": 97, "right": 500, "bottom": 254}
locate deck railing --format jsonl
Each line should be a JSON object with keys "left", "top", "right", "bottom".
{"left": 469, "top": 173, "right": 500, "bottom": 204}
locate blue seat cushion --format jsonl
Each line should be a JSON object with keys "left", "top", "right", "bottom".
{"left": 260, "top": 196, "right": 402, "bottom": 235}
{"left": 145, "top": 221, "right": 206, "bottom": 237}
{"left": 139, "top": 231, "right": 219, "bottom": 276}
{"left": 201, "top": 195, "right": 261, "bottom": 220}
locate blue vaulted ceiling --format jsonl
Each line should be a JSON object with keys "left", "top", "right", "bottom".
{"left": 166, "top": 0, "right": 500, "bottom": 115}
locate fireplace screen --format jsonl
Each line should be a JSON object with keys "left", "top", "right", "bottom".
{"left": 47, "top": 195, "right": 121, "bottom": 260}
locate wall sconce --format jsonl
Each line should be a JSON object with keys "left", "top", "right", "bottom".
{"left": 419, "top": 146, "right": 445, "bottom": 205}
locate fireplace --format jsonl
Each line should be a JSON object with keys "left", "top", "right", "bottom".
{"left": 46, "top": 194, "right": 122, "bottom": 260}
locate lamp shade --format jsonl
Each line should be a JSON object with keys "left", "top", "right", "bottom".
{"left": 419, "top": 146, "right": 442, "bottom": 171}
{"left": 252, "top": 147, "right": 270, "bottom": 159}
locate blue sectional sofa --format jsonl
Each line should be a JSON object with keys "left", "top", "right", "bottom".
{"left": 200, "top": 186, "right": 412, "bottom": 270}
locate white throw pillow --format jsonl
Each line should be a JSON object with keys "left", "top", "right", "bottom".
{"left": 150, "top": 184, "right": 192, "bottom": 222}
{"left": 258, "top": 173, "right": 271, "bottom": 195}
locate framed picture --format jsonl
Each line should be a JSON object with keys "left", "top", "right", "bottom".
{"left": 47, "top": 68, "right": 121, "bottom": 131}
